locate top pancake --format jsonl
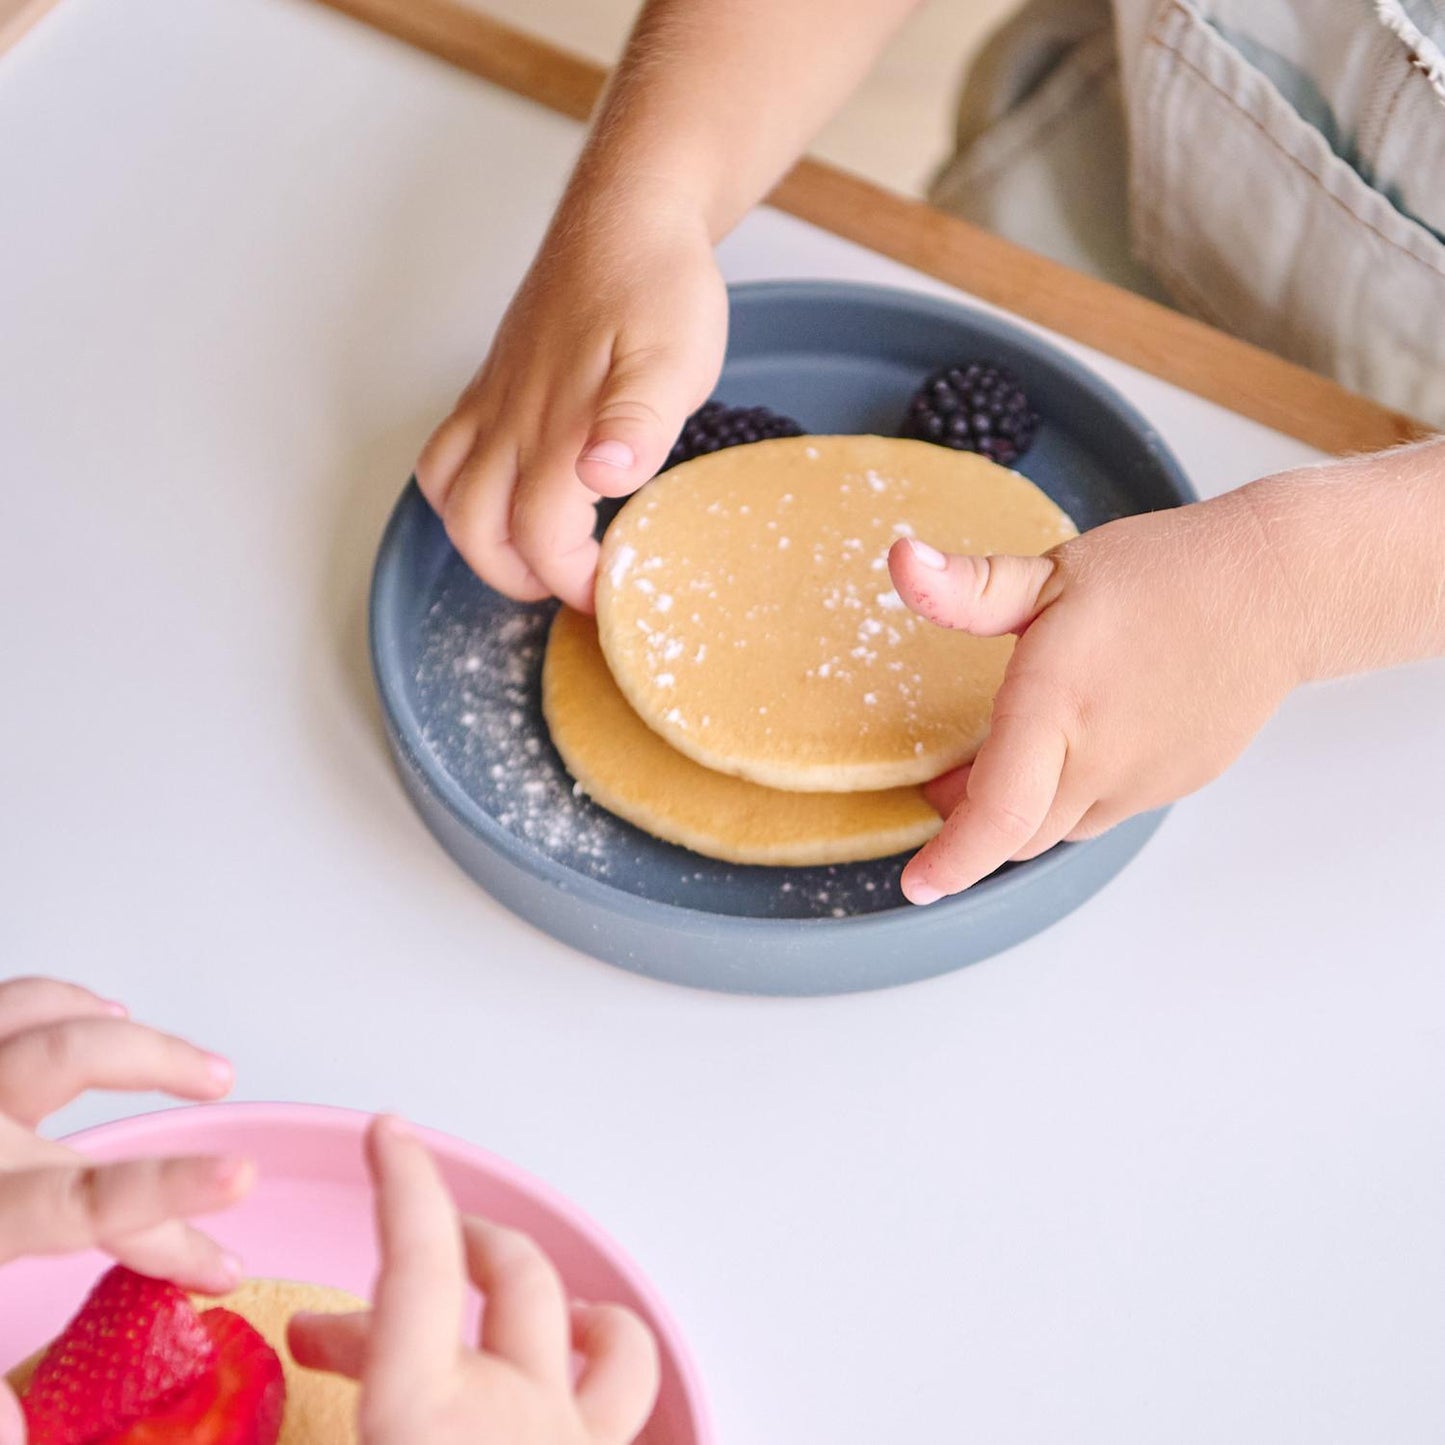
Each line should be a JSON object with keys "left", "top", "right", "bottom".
{"left": 595, "top": 435, "right": 1077, "bottom": 791}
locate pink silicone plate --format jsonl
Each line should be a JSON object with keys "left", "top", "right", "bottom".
{"left": 0, "top": 1103, "right": 712, "bottom": 1444}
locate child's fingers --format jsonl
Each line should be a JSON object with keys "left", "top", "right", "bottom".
{"left": 0, "top": 977, "right": 125, "bottom": 1043}
{"left": 440, "top": 444, "right": 552, "bottom": 604}
{"left": 364, "top": 1115, "right": 467, "bottom": 1401}
{"left": 572, "top": 1301, "right": 661, "bottom": 1445}
{"left": 0, "top": 1155, "right": 250, "bottom": 1290}
{"left": 0, "top": 1125, "right": 247, "bottom": 1295}
{"left": 576, "top": 345, "right": 704, "bottom": 500}
{"left": 889, "top": 539, "right": 1059, "bottom": 636}
{"left": 922, "top": 764, "right": 971, "bottom": 818}
{"left": 461, "top": 1217, "right": 571, "bottom": 1388}
{"left": 0, "top": 1378, "right": 25, "bottom": 1445}
{"left": 901, "top": 711, "right": 1068, "bottom": 903}
{"left": 110, "top": 1218, "right": 246, "bottom": 1296}
{"left": 415, "top": 411, "right": 482, "bottom": 516}
{"left": 287, "top": 1310, "right": 372, "bottom": 1380}
{"left": 0, "top": 1019, "right": 232, "bottom": 1126}
{"left": 1010, "top": 784, "right": 1095, "bottom": 862}
{"left": 1066, "top": 798, "right": 1128, "bottom": 843}
{"left": 508, "top": 452, "right": 604, "bottom": 613}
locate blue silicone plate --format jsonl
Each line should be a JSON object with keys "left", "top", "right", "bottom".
{"left": 370, "top": 281, "right": 1195, "bottom": 995}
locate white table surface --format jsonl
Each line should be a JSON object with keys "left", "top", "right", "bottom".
{"left": 3, "top": 1, "right": 1444, "bottom": 1440}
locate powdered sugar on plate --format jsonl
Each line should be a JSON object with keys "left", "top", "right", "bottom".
{"left": 408, "top": 558, "right": 920, "bottom": 921}
{"left": 415, "top": 600, "right": 614, "bottom": 871}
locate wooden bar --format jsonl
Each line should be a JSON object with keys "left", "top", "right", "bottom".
{"left": 310, "top": 0, "right": 1429, "bottom": 456}
{"left": 766, "top": 164, "right": 1431, "bottom": 455}
{"left": 314, "top": 0, "right": 603, "bottom": 123}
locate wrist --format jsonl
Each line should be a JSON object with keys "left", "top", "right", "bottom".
{"left": 546, "top": 163, "right": 714, "bottom": 268}
{"left": 559, "top": 103, "right": 730, "bottom": 241}
{"left": 1232, "top": 472, "right": 1333, "bottom": 686}
{"left": 1241, "top": 443, "right": 1445, "bottom": 683}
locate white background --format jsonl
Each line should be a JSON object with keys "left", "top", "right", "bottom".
{"left": 1, "top": 1, "right": 1443, "bottom": 1440}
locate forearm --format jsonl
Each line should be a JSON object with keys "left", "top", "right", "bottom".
{"left": 556, "top": 0, "right": 922, "bottom": 242}
{"left": 1248, "top": 437, "right": 1445, "bottom": 681}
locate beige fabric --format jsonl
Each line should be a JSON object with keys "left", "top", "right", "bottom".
{"left": 935, "top": 0, "right": 1445, "bottom": 425}
{"left": 931, "top": 0, "right": 1171, "bottom": 300}
{"left": 1124, "top": 0, "right": 1445, "bottom": 424}
{"left": 594, "top": 437, "right": 1077, "bottom": 792}
{"left": 543, "top": 606, "right": 941, "bottom": 865}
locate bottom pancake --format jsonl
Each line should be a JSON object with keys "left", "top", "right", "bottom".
{"left": 542, "top": 607, "right": 942, "bottom": 866}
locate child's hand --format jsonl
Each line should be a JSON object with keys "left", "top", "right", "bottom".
{"left": 888, "top": 486, "right": 1306, "bottom": 902}
{"left": 289, "top": 1116, "right": 660, "bottom": 1445}
{"left": 0, "top": 977, "right": 251, "bottom": 1292}
{"left": 416, "top": 216, "right": 727, "bottom": 612}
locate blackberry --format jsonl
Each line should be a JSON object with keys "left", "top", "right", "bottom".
{"left": 663, "top": 401, "right": 805, "bottom": 470}
{"left": 900, "top": 362, "right": 1040, "bottom": 466}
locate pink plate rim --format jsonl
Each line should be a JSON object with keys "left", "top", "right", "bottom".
{"left": 62, "top": 1100, "right": 715, "bottom": 1444}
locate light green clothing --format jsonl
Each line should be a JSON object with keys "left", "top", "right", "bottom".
{"left": 933, "top": 0, "right": 1445, "bottom": 424}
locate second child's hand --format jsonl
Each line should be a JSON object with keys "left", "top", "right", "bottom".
{"left": 415, "top": 0, "right": 925, "bottom": 609}
{"left": 289, "top": 1116, "right": 659, "bottom": 1445}
{"left": 417, "top": 217, "right": 726, "bottom": 612}
{"left": 886, "top": 488, "right": 1303, "bottom": 902}
{"left": 889, "top": 445, "right": 1445, "bottom": 902}
{"left": 0, "top": 977, "right": 249, "bottom": 1289}
{"left": 0, "top": 977, "right": 254, "bottom": 1445}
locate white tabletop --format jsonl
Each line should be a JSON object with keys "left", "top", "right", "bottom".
{"left": 3, "top": 1, "right": 1444, "bottom": 1440}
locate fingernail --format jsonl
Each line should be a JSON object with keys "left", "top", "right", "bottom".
{"left": 581, "top": 439, "right": 635, "bottom": 469}
{"left": 102, "top": 999, "right": 128, "bottom": 1017}
{"left": 905, "top": 880, "right": 944, "bottom": 906}
{"left": 204, "top": 1054, "right": 234, "bottom": 1089}
{"left": 378, "top": 1112, "right": 413, "bottom": 1141}
{"left": 217, "top": 1252, "right": 243, "bottom": 1288}
{"left": 907, "top": 538, "right": 948, "bottom": 570}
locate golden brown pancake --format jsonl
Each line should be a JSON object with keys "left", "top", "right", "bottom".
{"left": 595, "top": 436, "right": 1076, "bottom": 791}
{"left": 544, "top": 605, "right": 941, "bottom": 865}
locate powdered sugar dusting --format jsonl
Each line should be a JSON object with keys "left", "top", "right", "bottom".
{"left": 407, "top": 563, "right": 919, "bottom": 920}
{"left": 415, "top": 605, "right": 611, "bottom": 867}
{"left": 608, "top": 544, "right": 636, "bottom": 588}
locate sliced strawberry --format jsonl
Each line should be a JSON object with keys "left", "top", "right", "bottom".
{"left": 102, "top": 1309, "right": 285, "bottom": 1445}
{"left": 21, "top": 1266, "right": 216, "bottom": 1445}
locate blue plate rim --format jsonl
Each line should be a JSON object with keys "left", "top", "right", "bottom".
{"left": 369, "top": 279, "right": 1197, "bottom": 936}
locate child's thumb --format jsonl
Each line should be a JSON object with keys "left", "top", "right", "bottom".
{"left": 889, "top": 537, "right": 1058, "bottom": 636}
{"left": 577, "top": 349, "right": 700, "bottom": 499}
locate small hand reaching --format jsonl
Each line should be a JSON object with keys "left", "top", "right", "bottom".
{"left": 416, "top": 216, "right": 727, "bottom": 612}
{"left": 889, "top": 485, "right": 1305, "bottom": 903}
{"left": 0, "top": 976, "right": 251, "bottom": 1287}
{"left": 289, "top": 1115, "right": 661, "bottom": 1445}
{"left": 0, "top": 977, "right": 253, "bottom": 1444}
